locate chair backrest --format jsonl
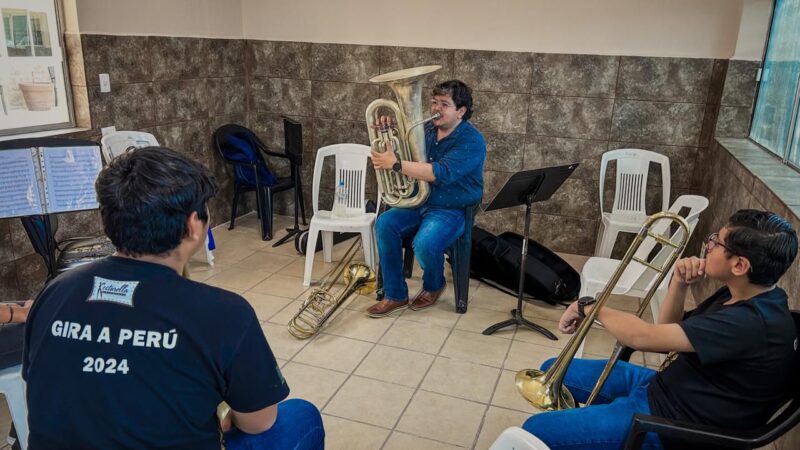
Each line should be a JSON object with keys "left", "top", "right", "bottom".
{"left": 283, "top": 117, "right": 303, "bottom": 167}
{"left": 600, "top": 149, "right": 671, "bottom": 219}
{"left": 213, "top": 124, "right": 277, "bottom": 186}
{"left": 625, "top": 195, "right": 709, "bottom": 292}
{"left": 312, "top": 144, "right": 378, "bottom": 216}
{"left": 100, "top": 131, "right": 159, "bottom": 162}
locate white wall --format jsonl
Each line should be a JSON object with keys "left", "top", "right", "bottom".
{"left": 242, "top": 0, "right": 744, "bottom": 58}
{"left": 732, "top": 0, "right": 773, "bottom": 60}
{"left": 69, "top": 0, "right": 243, "bottom": 38}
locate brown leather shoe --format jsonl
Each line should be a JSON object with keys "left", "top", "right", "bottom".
{"left": 409, "top": 283, "right": 446, "bottom": 311}
{"left": 367, "top": 299, "right": 408, "bottom": 318}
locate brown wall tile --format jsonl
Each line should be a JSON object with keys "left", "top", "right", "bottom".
{"left": 611, "top": 100, "right": 705, "bottom": 146}
{"left": 250, "top": 77, "right": 312, "bottom": 116}
{"left": 81, "top": 34, "right": 151, "bottom": 85}
{"left": 484, "top": 132, "right": 524, "bottom": 172}
{"left": 532, "top": 54, "right": 619, "bottom": 98}
{"left": 154, "top": 79, "right": 208, "bottom": 123}
{"left": 206, "top": 39, "right": 245, "bottom": 78}
{"left": 617, "top": 57, "right": 713, "bottom": 103}
{"left": 249, "top": 41, "right": 312, "bottom": 79}
{"left": 470, "top": 91, "right": 529, "bottom": 134}
{"left": 150, "top": 37, "right": 206, "bottom": 81}
{"left": 528, "top": 96, "right": 614, "bottom": 140}
{"left": 454, "top": 50, "right": 533, "bottom": 93}
{"left": 312, "top": 82, "right": 380, "bottom": 121}
{"left": 379, "top": 46, "right": 455, "bottom": 88}
{"left": 522, "top": 136, "right": 607, "bottom": 180}
{"left": 311, "top": 44, "right": 380, "bottom": 83}
{"left": 721, "top": 60, "right": 759, "bottom": 107}
{"left": 207, "top": 77, "right": 247, "bottom": 116}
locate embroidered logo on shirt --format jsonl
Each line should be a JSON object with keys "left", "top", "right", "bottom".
{"left": 87, "top": 276, "right": 139, "bottom": 307}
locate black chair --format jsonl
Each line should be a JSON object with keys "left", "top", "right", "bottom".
{"left": 213, "top": 123, "right": 305, "bottom": 241}
{"left": 623, "top": 311, "right": 800, "bottom": 450}
{"left": 377, "top": 204, "right": 477, "bottom": 313}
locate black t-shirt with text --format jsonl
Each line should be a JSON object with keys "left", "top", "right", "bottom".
{"left": 648, "top": 286, "right": 796, "bottom": 431}
{"left": 23, "top": 257, "right": 289, "bottom": 450}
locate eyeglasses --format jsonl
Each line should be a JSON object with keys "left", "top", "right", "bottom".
{"left": 705, "top": 233, "right": 735, "bottom": 255}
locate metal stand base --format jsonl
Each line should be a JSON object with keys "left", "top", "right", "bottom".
{"left": 272, "top": 226, "right": 303, "bottom": 247}
{"left": 482, "top": 308, "right": 557, "bottom": 339}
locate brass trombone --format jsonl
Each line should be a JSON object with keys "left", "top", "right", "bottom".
{"left": 288, "top": 237, "right": 376, "bottom": 339}
{"left": 516, "top": 211, "right": 690, "bottom": 410}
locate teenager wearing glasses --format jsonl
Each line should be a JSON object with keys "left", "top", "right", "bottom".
{"left": 521, "top": 209, "right": 798, "bottom": 450}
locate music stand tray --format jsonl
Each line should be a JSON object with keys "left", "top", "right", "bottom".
{"left": 480, "top": 163, "right": 579, "bottom": 339}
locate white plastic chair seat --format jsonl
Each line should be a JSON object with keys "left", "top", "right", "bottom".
{"left": 0, "top": 364, "right": 28, "bottom": 450}
{"left": 581, "top": 257, "right": 647, "bottom": 296}
{"left": 489, "top": 427, "right": 551, "bottom": 450}
{"left": 311, "top": 211, "right": 377, "bottom": 227}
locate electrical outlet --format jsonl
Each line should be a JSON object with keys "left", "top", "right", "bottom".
{"left": 99, "top": 73, "right": 111, "bottom": 93}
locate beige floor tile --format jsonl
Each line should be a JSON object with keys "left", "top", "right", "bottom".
{"left": 186, "top": 261, "right": 229, "bottom": 282}
{"left": 383, "top": 432, "right": 463, "bottom": 450}
{"left": 205, "top": 265, "right": 271, "bottom": 291}
{"left": 269, "top": 300, "right": 305, "bottom": 325}
{"left": 242, "top": 291, "right": 294, "bottom": 322}
{"left": 396, "top": 390, "right": 486, "bottom": 447}
{"left": 522, "top": 302, "right": 569, "bottom": 322}
{"left": 233, "top": 251, "right": 297, "bottom": 274}
{"left": 355, "top": 345, "right": 435, "bottom": 388}
{"left": 454, "top": 306, "right": 517, "bottom": 339}
{"left": 379, "top": 319, "right": 452, "bottom": 354}
{"left": 280, "top": 362, "right": 348, "bottom": 408}
{"left": 473, "top": 406, "right": 533, "bottom": 450}
{"left": 261, "top": 322, "right": 309, "bottom": 360}
{"left": 503, "top": 340, "right": 558, "bottom": 372}
{"left": 583, "top": 328, "right": 618, "bottom": 355}
{"left": 250, "top": 273, "right": 310, "bottom": 298}
{"left": 344, "top": 293, "right": 379, "bottom": 311}
{"left": 399, "top": 296, "right": 462, "bottom": 329}
{"left": 490, "top": 370, "right": 538, "bottom": 414}
{"left": 440, "top": 330, "right": 511, "bottom": 368}
{"left": 324, "top": 376, "right": 415, "bottom": 428}
{"left": 469, "top": 285, "right": 519, "bottom": 313}
{"left": 420, "top": 357, "right": 501, "bottom": 403}
{"left": 323, "top": 309, "right": 395, "bottom": 342}
{"left": 278, "top": 257, "right": 339, "bottom": 281}
{"left": 276, "top": 358, "right": 288, "bottom": 368}
{"left": 321, "top": 415, "right": 390, "bottom": 450}
{"left": 513, "top": 320, "right": 566, "bottom": 348}
{"left": 293, "top": 334, "right": 373, "bottom": 373}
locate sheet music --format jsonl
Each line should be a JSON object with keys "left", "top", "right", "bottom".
{"left": 40, "top": 146, "right": 102, "bottom": 213}
{"left": 0, "top": 148, "right": 45, "bottom": 218}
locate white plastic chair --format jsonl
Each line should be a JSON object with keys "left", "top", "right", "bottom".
{"left": 489, "top": 427, "right": 552, "bottom": 450}
{"left": 100, "top": 131, "right": 215, "bottom": 266}
{"left": 0, "top": 365, "right": 28, "bottom": 450}
{"left": 577, "top": 195, "right": 709, "bottom": 358}
{"left": 595, "top": 149, "right": 671, "bottom": 258}
{"left": 303, "top": 144, "right": 379, "bottom": 287}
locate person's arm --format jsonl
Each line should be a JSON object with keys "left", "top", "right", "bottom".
{"left": 370, "top": 148, "right": 436, "bottom": 182}
{"left": 1, "top": 300, "right": 33, "bottom": 324}
{"left": 228, "top": 404, "right": 278, "bottom": 434}
{"left": 658, "top": 257, "right": 706, "bottom": 324}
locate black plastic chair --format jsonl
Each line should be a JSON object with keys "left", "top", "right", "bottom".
{"left": 377, "top": 204, "right": 477, "bottom": 313}
{"left": 623, "top": 311, "right": 800, "bottom": 450}
{"left": 213, "top": 123, "right": 304, "bottom": 241}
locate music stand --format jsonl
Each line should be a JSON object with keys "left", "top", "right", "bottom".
{"left": 481, "top": 163, "right": 579, "bottom": 338}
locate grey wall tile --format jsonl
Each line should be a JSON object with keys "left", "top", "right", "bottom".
{"left": 470, "top": 91, "right": 529, "bottom": 134}
{"left": 53, "top": 210, "right": 102, "bottom": 243}
{"left": 9, "top": 219, "right": 33, "bottom": 260}
{"left": 617, "top": 57, "right": 713, "bottom": 103}
{"left": 312, "top": 82, "right": 380, "bottom": 121}
{"left": 0, "top": 261, "right": 20, "bottom": 301}
{"left": 715, "top": 106, "right": 752, "bottom": 138}
{"left": 607, "top": 142, "right": 698, "bottom": 190}
{"left": 482, "top": 170, "right": 514, "bottom": 203}
{"left": 699, "top": 59, "right": 728, "bottom": 148}
{"left": 206, "top": 39, "right": 245, "bottom": 78}
{"left": 150, "top": 37, "right": 206, "bottom": 81}
{"left": 721, "top": 60, "right": 759, "bottom": 107}
{"left": 15, "top": 253, "right": 48, "bottom": 299}
{"left": 154, "top": 119, "right": 211, "bottom": 166}
{"left": 81, "top": 34, "right": 151, "bottom": 85}
{"left": 529, "top": 214, "right": 598, "bottom": 255}
{"left": 250, "top": 40, "right": 312, "bottom": 79}
{"left": 379, "top": 46, "right": 455, "bottom": 87}
{"left": 250, "top": 112, "right": 314, "bottom": 154}
{"left": 528, "top": 96, "right": 614, "bottom": 140}
{"left": 484, "top": 132, "right": 524, "bottom": 172}
{"left": 154, "top": 79, "right": 207, "bottom": 123}
{"left": 250, "top": 78, "right": 312, "bottom": 116}
{"left": 311, "top": 44, "right": 380, "bottom": 83}
{"left": 611, "top": 100, "right": 705, "bottom": 146}
{"left": 522, "top": 136, "right": 607, "bottom": 180}
{"left": 88, "top": 83, "right": 155, "bottom": 131}
{"left": 312, "top": 119, "right": 370, "bottom": 149}
{"left": 207, "top": 77, "right": 247, "bottom": 116}
{"left": 475, "top": 208, "right": 520, "bottom": 236}
{"left": 532, "top": 178, "right": 599, "bottom": 217}
{"left": 532, "top": 54, "right": 619, "bottom": 98}
{"left": 454, "top": 50, "right": 533, "bottom": 93}
{"left": 0, "top": 221, "right": 14, "bottom": 265}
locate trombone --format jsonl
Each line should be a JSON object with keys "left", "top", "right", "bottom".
{"left": 516, "top": 211, "right": 690, "bottom": 410}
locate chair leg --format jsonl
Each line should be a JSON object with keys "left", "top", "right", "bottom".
{"left": 3, "top": 373, "right": 28, "bottom": 450}
{"left": 229, "top": 188, "right": 240, "bottom": 230}
{"left": 402, "top": 244, "right": 415, "bottom": 279}
{"left": 453, "top": 239, "right": 470, "bottom": 314}
{"left": 596, "top": 226, "right": 619, "bottom": 258}
{"left": 303, "top": 224, "right": 320, "bottom": 287}
{"left": 260, "top": 188, "right": 274, "bottom": 241}
{"left": 360, "top": 227, "right": 376, "bottom": 270}
{"left": 321, "top": 231, "right": 333, "bottom": 263}
{"left": 296, "top": 174, "right": 308, "bottom": 226}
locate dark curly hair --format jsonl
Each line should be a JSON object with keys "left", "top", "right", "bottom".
{"left": 432, "top": 80, "right": 474, "bottom": 121}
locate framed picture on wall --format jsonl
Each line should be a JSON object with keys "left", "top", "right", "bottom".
{"left": 0, "top": 0, "right": 73, "bottom": 136}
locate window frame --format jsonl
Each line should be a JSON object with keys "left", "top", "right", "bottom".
{"left": 0, "top": 0, "right": 75, "bottom": 137}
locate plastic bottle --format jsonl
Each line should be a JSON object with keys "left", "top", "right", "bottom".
{"left": 333, "top": 180, "right": 347, "bottom": 217}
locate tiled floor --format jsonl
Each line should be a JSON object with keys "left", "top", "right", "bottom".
{"left": 0, "top": 213, "right": 671, "bottom": 450}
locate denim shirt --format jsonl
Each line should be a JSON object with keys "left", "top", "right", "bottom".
{"left": 424, "top": 120, "right": 486, "bottom": 209}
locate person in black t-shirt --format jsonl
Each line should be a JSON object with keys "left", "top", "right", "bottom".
{"left": 520, "top": 209, "right": 798, "bottom": 450}
{"left": 22, "top": 147, "right": 324, "bottom": 450}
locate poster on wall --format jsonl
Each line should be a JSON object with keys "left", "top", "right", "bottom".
{"left": 0, "top": 0, "right": 71, "bottom": 135}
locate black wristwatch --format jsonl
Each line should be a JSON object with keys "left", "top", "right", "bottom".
{"left": 391, "top": 159, "right": 402, "bottom": 173}
{"left": 577, "top": 296, "right": 597, "bottom": 319}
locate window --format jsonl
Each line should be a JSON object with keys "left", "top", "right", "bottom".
{"left": 0, "top": 0, "right": 72, "bottom": 136}
{"left": 750, "top": 0, "right": 800, "bottom": 169}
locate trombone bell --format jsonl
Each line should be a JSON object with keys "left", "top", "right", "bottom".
{"left": 515, "top": 369, "right": 575, "bottom": 411}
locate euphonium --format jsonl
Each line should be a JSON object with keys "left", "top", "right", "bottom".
{"left": 516, "top": 211, "right": 690, "bottom": 410}
{"left": 287, "top": 237, "right": 376, "bottom": 339}
{"left": 366, "top": 65, "right": 442, "bottom": 208}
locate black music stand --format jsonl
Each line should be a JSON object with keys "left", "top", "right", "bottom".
{"left": 481, "top": 163, "right": 579, "bottom": 338}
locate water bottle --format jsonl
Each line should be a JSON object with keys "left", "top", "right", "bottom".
{"left": 333, "top": 180, "right": 347, "bottom": 217}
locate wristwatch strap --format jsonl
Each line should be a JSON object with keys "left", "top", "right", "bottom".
{"left": 577, "top": 296, "right": 596, "bottom": 319}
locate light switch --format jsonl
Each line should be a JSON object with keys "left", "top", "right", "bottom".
{"left": 99, "top": 73, "right": 111, "bottom": 93}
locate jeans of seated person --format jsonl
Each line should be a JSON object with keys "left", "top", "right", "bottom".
{"left": 522, "top": 358, "right": 664, "bottom": 450}
{"left": 376, "top": 206, "right": 465, "bottom": 301}
{"left": 224, "top": 399, "right": 324, "bottom": 450}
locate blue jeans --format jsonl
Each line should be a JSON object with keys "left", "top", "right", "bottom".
{"left": 224, "top": 399, "right": 324, "bottom": 450}
{"left": 375, "top": 206, "right": 465, "bottom": 301}
{"left": 522, "top": 358, "right": 663, "bottom": 450}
